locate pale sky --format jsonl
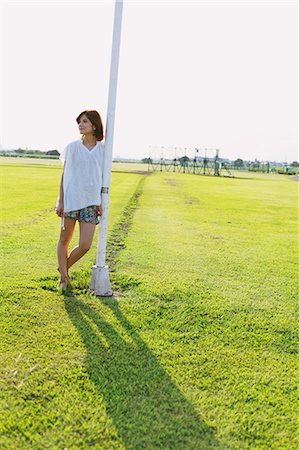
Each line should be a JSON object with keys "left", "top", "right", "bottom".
{"left": 1, "top": 1, "right": 298, "bottom": 162}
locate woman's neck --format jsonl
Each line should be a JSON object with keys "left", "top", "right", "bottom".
{"left": 82, "top": 134, "right": 97, "bottom": 147}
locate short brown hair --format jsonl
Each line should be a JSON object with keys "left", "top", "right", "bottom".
{"left": 76, "top": 110, "right": 104, "bottom": 141}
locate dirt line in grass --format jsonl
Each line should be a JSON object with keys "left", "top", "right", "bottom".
{"left": 106, "top": 173, "right": 149, "bottom": 274}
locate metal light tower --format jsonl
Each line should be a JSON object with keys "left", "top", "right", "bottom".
{"left": 90, "top": 0, "right": 123, "bottom": 296}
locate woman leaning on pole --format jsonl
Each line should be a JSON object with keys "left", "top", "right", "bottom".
{"left": 55, "top": 110, "right": 105, "bottom": 292}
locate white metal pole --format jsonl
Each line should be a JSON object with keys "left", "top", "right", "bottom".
{"left": 90, "top": 0, "right": 123, "bottom": 296}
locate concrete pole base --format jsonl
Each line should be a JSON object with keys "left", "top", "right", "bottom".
{"left": 90, "top": 265, "right": 113, "bottom": 297}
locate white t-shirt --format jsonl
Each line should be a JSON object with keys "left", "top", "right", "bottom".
{"left": 59, "top": 139, "right": 105, "bottom": 212}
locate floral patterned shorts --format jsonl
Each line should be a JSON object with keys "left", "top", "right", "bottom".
{"left": 64, "top": 205, "right": 100, "bottom": 225}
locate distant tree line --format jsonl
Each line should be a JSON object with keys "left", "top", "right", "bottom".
{"left": 233, "top": 158, "right": 299, "bottom": 169}
{"left": 0, "top": 149, "right": 60, "bottom": 158}
{"left": 13, "top": 149, "right": 60, "bottom": 155}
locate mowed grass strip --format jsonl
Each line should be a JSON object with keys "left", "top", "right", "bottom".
{"left": 113, "top": 171, "right": 298, "bottom": 449}
{"left": 0, "top": 161, "right": 298, "bottom": 449}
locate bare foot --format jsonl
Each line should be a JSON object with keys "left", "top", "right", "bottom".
{"left": 57, "top": 275, "right": 70, "bottom": 291}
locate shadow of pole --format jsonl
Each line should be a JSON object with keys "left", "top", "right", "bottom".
{"left": 64, "top": 295, "right": 223, "bottom": 450}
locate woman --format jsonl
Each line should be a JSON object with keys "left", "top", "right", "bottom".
{"left": 56, "top": 110, "right": 105, "bottom": 291}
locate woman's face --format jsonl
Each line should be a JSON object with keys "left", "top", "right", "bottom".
{"left": 78, "top": 114, "right": 94, "bottom": 135}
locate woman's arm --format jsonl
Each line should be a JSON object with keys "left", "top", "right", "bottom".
{"left": 96, "top": 204, "right": 102, "bottom": 217}
{"left": 56, "top": 168, "right": 64, "bottom": 217}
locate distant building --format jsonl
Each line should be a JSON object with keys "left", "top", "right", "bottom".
{"left": 46, "top": 150, "right": 60, "bottom": 156}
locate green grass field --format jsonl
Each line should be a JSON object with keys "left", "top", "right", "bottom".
{"left": 0, "top": 158, "right": 298, "bottom": 449}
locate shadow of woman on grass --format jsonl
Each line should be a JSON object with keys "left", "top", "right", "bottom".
{"left": 64, "top": 294, "right": 222, "bottom": 450}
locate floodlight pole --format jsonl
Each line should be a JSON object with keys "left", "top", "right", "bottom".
{"left": 90, "top": 0, "right": 123, "bottom": 296}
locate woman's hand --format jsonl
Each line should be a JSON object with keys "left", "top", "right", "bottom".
{"left": 56, "top": 201, "right": 64, "bottom": 217}
{"left": 96, "top": 205, "right": 102, "bottom": 217}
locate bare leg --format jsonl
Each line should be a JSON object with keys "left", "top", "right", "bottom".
{"left": 67, "top": 222, "right": 96, "bottom": 269}
{"left": 57, "top": 218, "right": 76, "bottom": 280}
